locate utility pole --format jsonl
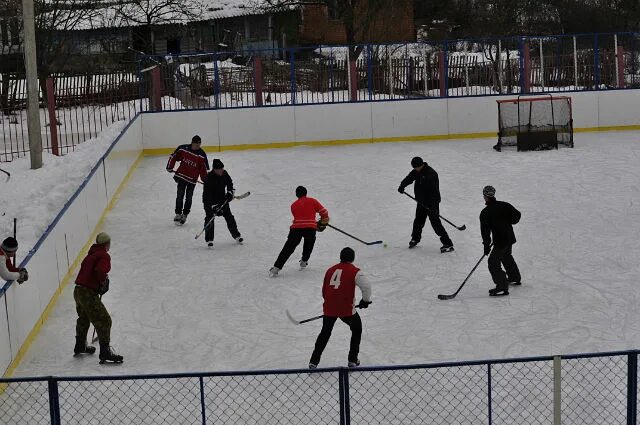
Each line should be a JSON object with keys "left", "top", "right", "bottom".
{"left": 22, "top": 0, "right": 43, "bottom": 169}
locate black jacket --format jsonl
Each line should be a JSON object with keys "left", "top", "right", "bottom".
{"left": 203, "top": 170, "right": 234, "bottom": 206}
{"left": 399, "top": 164, "right": 441, "bottom": 206}
{"left": 480, "top": 199, "right": 521, "bottom": 248}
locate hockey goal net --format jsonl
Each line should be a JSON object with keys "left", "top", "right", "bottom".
{"left": 496, "top": 95, "right": 573, "bottom": 151}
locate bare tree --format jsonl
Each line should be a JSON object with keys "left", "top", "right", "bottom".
{"left": 255, "top": 0, "right": 389, "bottom": 59}
{"left": 104, "top": 0, "right": 205, "bottom": 54}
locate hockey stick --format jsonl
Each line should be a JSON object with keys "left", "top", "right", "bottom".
{"left": 0, "top": 168, "right": 10, "bottom": 182}
{"left": 402, "top": 192, "right": 466, "bottom": 231}
{"left": 91, "top": 294, "right": 102, "bottom": 343}
{"left": 286, "top": 306, "right": 365, "bottom": 325}
{"left": 194, "top": 192, "right": 250, "bottom": 240}
{"left": 326, "top": 224, "right": 383, "bottom": 246}
{"left": 437, "top": 253, "right": 487, "bottom": 300}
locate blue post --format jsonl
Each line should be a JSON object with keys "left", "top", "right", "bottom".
{"left": 443, "top": 41, "right": 449, "bottom": 97}
{"left": 48, "top": 378, "right": 61, "bottom": 425}
{"left": 199, "top": 377, "right": 207, "bottom": 425}
{"left": 487, "top": 364, "right": 493, "bottom": 425}
{"left": 290, "top": 49, "right": 297, "bottom": 105}
{"left": 213, "top": 54, "right": 220, "bottom": 109}
{"left": 628, "top": 352, "right": 638, "bottom": 425}
{"left": 338, "top": 370, "right": 346, "bottom": 425}
{"left": 594, "top": 34, "right": 600, "bottom": 89}
{"left": 367, "top": 45, "right": 373, "bottom": 100}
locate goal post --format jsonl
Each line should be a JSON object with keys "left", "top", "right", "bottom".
{"left": 496, "top": 95, "right": 574, "bottom": 151}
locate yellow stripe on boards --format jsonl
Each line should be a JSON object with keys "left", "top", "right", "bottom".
{"left": 142, "top": 124, "right": 639, "bottom": 157}
{"left": 1, "top": 152, "right": 144, "bottom": 380}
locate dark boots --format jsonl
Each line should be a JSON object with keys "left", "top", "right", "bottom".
{"left": 73, "top": 337, "right": 96, "bottom": 356}
{"left": 99, "top": 341, "right": 124, "bottom": 364}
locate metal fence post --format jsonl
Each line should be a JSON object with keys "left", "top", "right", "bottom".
{"left": 594, "top": 34, "right": 600, "bottom": 89}
{"left": 151, "top": 67, "right": 162, "bottom": 111}
{"left": 553, "top": 356, "right": 562, "bottom": 425}
{"left": 487, "top": 363, "right": 492, "bottom": 425}
{"left": 45, "top": 77, "right": 59, "bottom": 156}
{"left": 367, "top": 44, "right": 373, "bottom": 100}
{"left": 438, "top": 50, "right": 446, "bottom": 97}
{"left": 289, "top": 49, "right": 297, "bottom": 105}
{"left": 339, "top": 369, "right": 351, "bottom": 425}
{"left": 349, "top": 58, "right": 358, "bottom": 102}
{"left": 628, "top": 352, "right": 638, "bottom": 425}
{"left": 254, "top": 56, "right": 263, "bottom": 106}
{"left": 523, "top": 39, "right": 531, "bottom": 93}
{"left": 213, "top": 54, "right": 220, "bottom": 109}
{"left": 48, "top": 378, "right": 61, "bottom": 425}
{"left": 498, "top": 39, "right": 503, "bottom": 94}
{"left": 443, "top": 41, "right": 449, "bottom": 97}
{"left": 199, "top": 376, "right": 207, "bottom": 425}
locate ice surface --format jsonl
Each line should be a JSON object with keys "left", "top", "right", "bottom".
{"left": 11, "top": 131, "right": 640, "bottom": 377}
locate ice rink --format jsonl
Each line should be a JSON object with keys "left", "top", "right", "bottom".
{"left": 13, "top": 131, "right": 640, "bottom": 377}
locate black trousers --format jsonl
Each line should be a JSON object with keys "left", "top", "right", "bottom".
{"left": 488, "top": 244, "right": 521, "bottom": 288}
{"left": 175, "top": 177, "right": 196, "bottom": 215}
{"left": 273, "top": 228, "right": 316, "bottom": 269}
{"left": 204, "top": 203, "right": 240, "bottom": 242}
{"left": 411, "top": 204, "right": 452, "bottom": 246}
{"left": 310, "top": 313, "right": 362, "bottom": 365}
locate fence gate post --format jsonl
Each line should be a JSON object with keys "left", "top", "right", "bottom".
{"left": 487, "top": 364, "right": 492, "bottom": 425}
{"left": 628, "top": 352, "right": 638, "bottom": 425}
{"left": 45, "top": 77, "right": 59, "bottom": 156}
{"left": 615, "top": 34, "right": 625, "bottom": 89}
{"left": 367, "top": 45, "right": 373, "bottom": 100}
{"left": 523, "top": 40, "right": 531, "bottom": 93}
{"left": 498, "top": 39, "right": 503, "bottom": 94}
{"left": 553, "top": 356, "right": 562, "bottom": 425}
{"left": 594, "top": 34, "right": 600, "bottom": 89}
{"left": 254, "top": 57, "right": 263, "bottom": 106}
{"left": 48, "top": 378, "right": 61, "bottom": 425}
{"left": 213, "top": 54, "right": 221, "bottom": 109}
{"left": 151, "top": 67, "right": 162, "bottom": 111}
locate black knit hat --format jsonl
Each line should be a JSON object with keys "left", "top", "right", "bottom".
{"left": 483, "top": 185, "right": 496, "bottom": 197}
{"left": 192, "top": 135, "right": 202, "bottom": 143}
{"left": 211, "top": 159, "right": 224, "bottom": 169}
{"left": 340, "top": 247, "right": 355, "bottom": 263}
{"left": 1, "top": 237, "right": 18, "bottom": 253}
{"left": 295, "top": 186, "right": 307, "bottom": 198}
{"left": 411, "top": 156, "right": 424, "bottom": 167}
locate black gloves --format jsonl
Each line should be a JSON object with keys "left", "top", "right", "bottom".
{"left": 98, "top": 277, "right": 110, "bottom": 295}
{"left": 397, "top": 186, "right": 405, "bottom": 194}
{"left": 484, "top": 244, "right": 491, "bottom": 256}
{"left": 17, "top": 268, "right": 28, "bottom": 284}
{"left": 316, "top": 220, "right": 327, "bottom": 232}
{"left": 357, "top": 299, "right": 372, "bottom": 309}
{"left": 226, "top": 191, "right": 234, "bottom": 202}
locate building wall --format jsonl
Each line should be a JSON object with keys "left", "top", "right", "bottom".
{"left": 299, "top": 0, "right": 415, "bottom": 46}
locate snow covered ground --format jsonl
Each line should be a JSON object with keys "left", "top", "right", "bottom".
{"left": 8, "top": 130, "right": 640, "bottom": 377}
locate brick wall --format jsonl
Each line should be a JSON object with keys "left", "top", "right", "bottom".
{"left": 299, "top": 0, "right": 415, "bottom": 46}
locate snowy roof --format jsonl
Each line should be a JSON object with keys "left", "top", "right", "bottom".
{"left": 44, "top": 0, "right": 298, "bottom": 31}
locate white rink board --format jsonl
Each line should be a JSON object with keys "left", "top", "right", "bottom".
{"left": 140, "top": 91, "right": 640, "bottom": 151}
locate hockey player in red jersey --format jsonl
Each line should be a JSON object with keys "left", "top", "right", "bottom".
{"left": 166, "top": 135, "right": 209, "bottom": 225}
{"left": 269, "top": 186, "right": 329, "bottom": 277}
{"left": 308, "top": 247, "right": 372, "bottom": 369}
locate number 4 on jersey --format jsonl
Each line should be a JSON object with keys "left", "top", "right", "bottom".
{"left": 330, "top": 269, "right": 342, "bottom": 289}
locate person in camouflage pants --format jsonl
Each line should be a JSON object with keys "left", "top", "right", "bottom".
{"left": 73, "top": 232, "right": 123, "bottom": 363}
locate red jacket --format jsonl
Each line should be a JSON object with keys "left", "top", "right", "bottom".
{"left": 323, "top": 263, "right": 361, "bottom": 317}
{"left": 166, "top": 144, "right": 209, "bottom": 185}
{"left": 75, "top": 244, "right": 111, "bottom": 291}
{"left": 290, "top": 196, "right": 329, "bottom": 229}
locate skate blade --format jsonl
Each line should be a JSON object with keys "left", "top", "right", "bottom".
{"left": 99, "top": 359, "right": 124, "bottom": 365}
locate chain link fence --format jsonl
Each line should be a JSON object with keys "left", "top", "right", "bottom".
{"left": 1, "top": 350, "right": 638, "bottom": 425}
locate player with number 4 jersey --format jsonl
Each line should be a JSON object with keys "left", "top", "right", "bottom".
{"left": 309, "top": 248, "right": 372, "bottom": 369}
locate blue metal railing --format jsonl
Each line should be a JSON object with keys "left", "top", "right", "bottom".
{"left": 1, "top": 349, "right": 638, "bottom": 425}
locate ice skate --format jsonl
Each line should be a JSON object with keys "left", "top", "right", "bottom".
{"left": 269, "top": 266, "right": 280, "bottom": 277}
{"left": 299, "top": 260, "right": 308, "bottom": 269}
{"left": 348, "top": 359, "right": 360, "bottom": 368}
{"left": 99, "top": 344, "right": 123, "bottom": 364}
{"left": 235, "top": 236, "right": 244, "bottom": 244}
{"left": 489, "top": 286, "right": 509, "bottom": 297}
{"left": 440, "top": 245, "right": 454, "bottom": 253}
{"left": 408, "top": 239, "right": 419, "bottom": 248}
{"left": 179, "top": 214, "right": 187, "bottom": 225}
{"left": 173, "top": 214, "right": 182, "bottom": 225}
{"left": 207, "top": 241, "right": 213, "bottom": 248}
{"left": 308, "top": 363, "right": 317, "bottom": 369}
{"left": 509, "top": 280, "right": 522, "bottom": 286}
{"left": 73, "top": 338, "right": 96, "bottom": 356}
